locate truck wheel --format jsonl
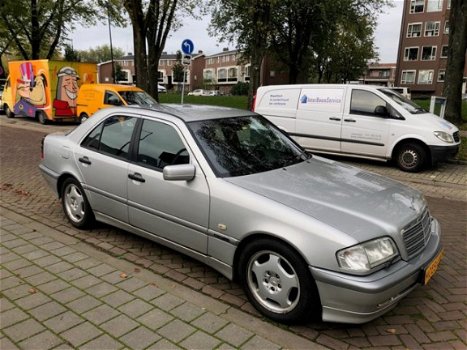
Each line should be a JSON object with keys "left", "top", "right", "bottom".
{"left": 396, "top": 143, "right": 426, "bottom": 172}
{"left": 61, "top": 178, "right": 94, "bottom": 229}
{"left": 80, "top": 113, "right": 89, "bottom": 124}
{"left": 5, "top": 105, "right": 14, "bottom": 118}
{"left": 37, "top": 111, "right": 48, "bottom": 124}
{"left": 238, "top": 238, "right": 321, "bottom": 323}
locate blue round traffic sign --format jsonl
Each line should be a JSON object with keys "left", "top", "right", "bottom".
{"left": 181, "top": 39, "right": 194, "bottom": 55}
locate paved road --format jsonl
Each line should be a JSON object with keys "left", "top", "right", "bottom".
{"left": 1, "top": 117, "right": 466, "bottom": 349}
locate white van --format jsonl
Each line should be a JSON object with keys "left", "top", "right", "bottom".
{"left": 253, "top": 84, "right": 460, "bottom": 172}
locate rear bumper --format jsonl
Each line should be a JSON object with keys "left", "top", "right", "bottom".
{"left": 429, "top": 144, "right": 459, "bottom": 164}
{"left": 310, "top": 219, "right": 442, "bottom": 324}
{"left": 38, "top": 163, "right": 60, "bottom": 197}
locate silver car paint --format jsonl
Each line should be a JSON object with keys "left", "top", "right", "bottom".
{"left": 40, "top": 105, "right": 442, "bottom": 324}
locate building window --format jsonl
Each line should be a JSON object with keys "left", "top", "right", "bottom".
{"left": 444, "top": 21, "right": 449, "bottom": 34}
{"left": 441, "top": 45, "right": 449, "bottom": 57}
{"left": 228, "top": 67, "right": 238, "bottom": 82}
{"left": 407, "top": 23, "right": 422, "bottom": 37}
{"left": 437, "top": 69, "right": 446, "bottom": 82}
{"left": 379, "top": 70, "right": 390, "bottom": 78}
{"left": 244, "top": 65, "right": 251, "bottom": 81}
{"left": 401, "top": 70, "right": 416, "bottom": 84}
{"left": 158, "top": 71, "right": 164, "bottom": 82}
{"left": 410, "top": 0, "right": 425, "bottom": 13}
{"left": 421, "top": 46, "right": 437, "bottom": 60}
{"left": 404, "top": 47, "right": 419, "bottom": 61}
{"left": 427, "top": 0, "right": 443, "bottom": 12}
{"left": 218, "top": 68, "right": 227, "bottom": 82}
{"left": 418, "top": 70, "right": 434, "bottom": 84}
{"left": 203, "top": 69, "right": 214, "bottom": 82}
{"left": 424, "top": 21, "right": 440, "bottom": 36}
{"left": 447, "top": 0, "right": 451, "bottom": 8}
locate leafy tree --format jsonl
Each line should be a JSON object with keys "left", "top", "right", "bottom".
{"left": 115, "top": 63, "right": 127, "bottom": 81}
{"left": 123, "top": 0, "right": 201, "bottom": 100}
{"left": 270, "top": 0, "right": 388, "bottom": 84}
{"left": 78, "top": 44, "right": 125, "bottom": 63}
{"left": 231, "top": 81, "right": 249, "bottom": 95}
{"left": 64, "top": 44, "right": 80, "bottom": 61}
{"left": 0, "top": 0, "right": 125, "bottom": 60}
{"left": 210, "top": 0, "right": 274, "bottom": 108}
{"left": 444, "top": 0, "right": 466, "bottom": 124}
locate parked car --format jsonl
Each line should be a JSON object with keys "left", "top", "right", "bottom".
{"left": 158, "top": 84, "right": 167, "bottom": 93}
{"left": 39, "top": 104, "right": 443, "bottom": 324}
{"left": 207, "top": 90, "right": 220, "bottom": 96}
{"left": 254, "top": 84, "right": 460, "bottom": 172}
{"left": 76, "top": 84, "right": 158, "bottom": 122}
{"left": 187, "top": 89, "right": 207, "bottom": 96}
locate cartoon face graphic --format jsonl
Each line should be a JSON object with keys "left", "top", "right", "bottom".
{"left": 56, "top": 67, "right": 79, "bottom": 107}
{"left": 30, "top": 74, "right": 47, "bottom": 106}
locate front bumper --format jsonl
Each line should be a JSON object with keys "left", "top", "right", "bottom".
{"left": 429, "top": 144, "right": 459, "bottom": 164}
{"left": 310, "top": 219, "right": 442, "bottom": 324}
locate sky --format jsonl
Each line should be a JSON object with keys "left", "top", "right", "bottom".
{"left": 71, "top": 0, "right": 404, "bottom": 63}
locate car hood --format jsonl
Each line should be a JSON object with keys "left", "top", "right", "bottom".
{"left": 226, "top": 156, "right": 426, "bottom": 242}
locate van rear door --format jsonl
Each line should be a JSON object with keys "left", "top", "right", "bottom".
{"left": 254, "top": 87, "right": 300, "bottom": 133}
{"left": 295, "top": 87, "right": 345, "bottom": 152}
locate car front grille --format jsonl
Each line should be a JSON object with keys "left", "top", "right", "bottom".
{"left": 402, "top": 209, "right": 432, "bottom": 259}
{"left": 453, "top": 131, "right": 460, "bottom": 143}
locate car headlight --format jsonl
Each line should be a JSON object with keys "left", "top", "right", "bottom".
{"left": 433, "top": 131, "right": 454, "bottom": 143}
{"left": 337, "top": 237, "right": 398, "bottom": 273}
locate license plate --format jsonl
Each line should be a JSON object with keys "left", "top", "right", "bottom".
{"left": 424, "top": 249, "right": 444, "bottom": 285}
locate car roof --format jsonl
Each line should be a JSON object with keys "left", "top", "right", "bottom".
{"left": 80, "top": 83, "right": 143, "bottom": 91}
{"left": 141, "top": 103, "right": 255, "bottom": 123}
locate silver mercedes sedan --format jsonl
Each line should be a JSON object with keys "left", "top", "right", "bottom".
{"left": 39, "top": 104, "right": 443, "bottom": 324}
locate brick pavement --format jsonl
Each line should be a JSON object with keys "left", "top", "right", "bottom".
{"left": 1, "top": 208, "right": 322, "bottom": 349}
{"left": 1, "top": 118, "right": 466, "bottom": 349}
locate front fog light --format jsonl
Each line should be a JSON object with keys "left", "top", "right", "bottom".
{"left": 337, "top": 237, "right": 398, "bottom": 273}
{"left": 434, "top": 131, "right": 454, "bottom": 143}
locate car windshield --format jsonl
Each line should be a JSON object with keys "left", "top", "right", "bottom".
{"left": 188, "top": 115, "right": 310, "bottom": 177}
{"left": 118, "top": 91, "right": 158, "bottom": 108}
{"left": 379, "top": 88, "right": 427, "bottom": 114}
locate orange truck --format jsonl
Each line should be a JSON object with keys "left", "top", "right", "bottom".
{"left": 2, "top": 60, "right": 97, "bottom": 124}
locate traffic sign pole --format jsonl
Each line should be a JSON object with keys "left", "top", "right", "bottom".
{"left": 180, "top": 39, "right": 194, "bottom": 104}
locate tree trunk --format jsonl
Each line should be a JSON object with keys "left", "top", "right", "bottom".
{"left": 124, "top": 0, "right": 148, "bottom": 91}
{"left": 444, "top": 0, "right": 467, "bottom": 124}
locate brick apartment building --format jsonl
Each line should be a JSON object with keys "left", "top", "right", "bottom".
{"left": 395, "top": 0, "right": 467, "bottom": 97}
{"left": 360, "top": 63, "right": 397, "bottom": 86}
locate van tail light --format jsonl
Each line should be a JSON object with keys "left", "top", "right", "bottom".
{"left": 251, "top": 94, "right": 256, "bottom": 111}
{"left": 40, "top": 137, "right": 45, "bottom": 160}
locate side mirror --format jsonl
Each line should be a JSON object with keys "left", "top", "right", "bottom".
{"left": 163, "top": 164, "right": 196, "bottom": 181}
{"left": 374, "top": 105, "right": 389, "bottom": 117}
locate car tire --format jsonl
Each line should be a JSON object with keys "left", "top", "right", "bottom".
{"left": 61, "top": 178, "right": 94, "bottom": 229}
{"left": 80, "top": 113, "right": 89, "bottom": 124}
{"left": 37, "top": 111, "right": 48, "bottom": 124}
{"left": 5, "top": 105, "right": 14, "bottom": 118}
{"left": 396, "top": 143, "right": 426, "bottom": 172}
{"left": 239, "top": 238, "right": 321, "bottom": 323}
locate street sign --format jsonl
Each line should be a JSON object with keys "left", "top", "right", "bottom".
{"left": 181, "top": 39, "right": 194, "bottom": 55}
{"left": 182, "top": 54, "right": 191, "bottom": 66}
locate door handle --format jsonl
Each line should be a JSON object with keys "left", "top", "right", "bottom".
{"left": 344, "top": 118, "right": 356, "bottom": 123}
{"left": 78, "top": 156, "right": 91, "bottom": 165}
{"left": 128, "top": 173, "right": 146, "bottom": 183}
{"left": 329, "top": 117, "right": 341, "bottom": 121}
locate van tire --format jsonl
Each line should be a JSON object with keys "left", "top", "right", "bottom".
{"left": 5, "top": 105, "right": 14, "bottom": 118}
{"left": 396, "top": 143, "right": 426, "bottom": 172}
{"left": 79, "top": 113, "right": 89, "bottom": 124}
{"left": 37, "top": 111, "right": 48, "bottom": 124}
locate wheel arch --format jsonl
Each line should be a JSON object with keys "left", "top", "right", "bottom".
{"left": 233, "top": 232, "right": 311, "bottom": 282}
{"left": 56, "top": 173, "right": 78, "bottom": 199}
{"left": 391, "top": 138, "right": 431, "bottom": 163}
